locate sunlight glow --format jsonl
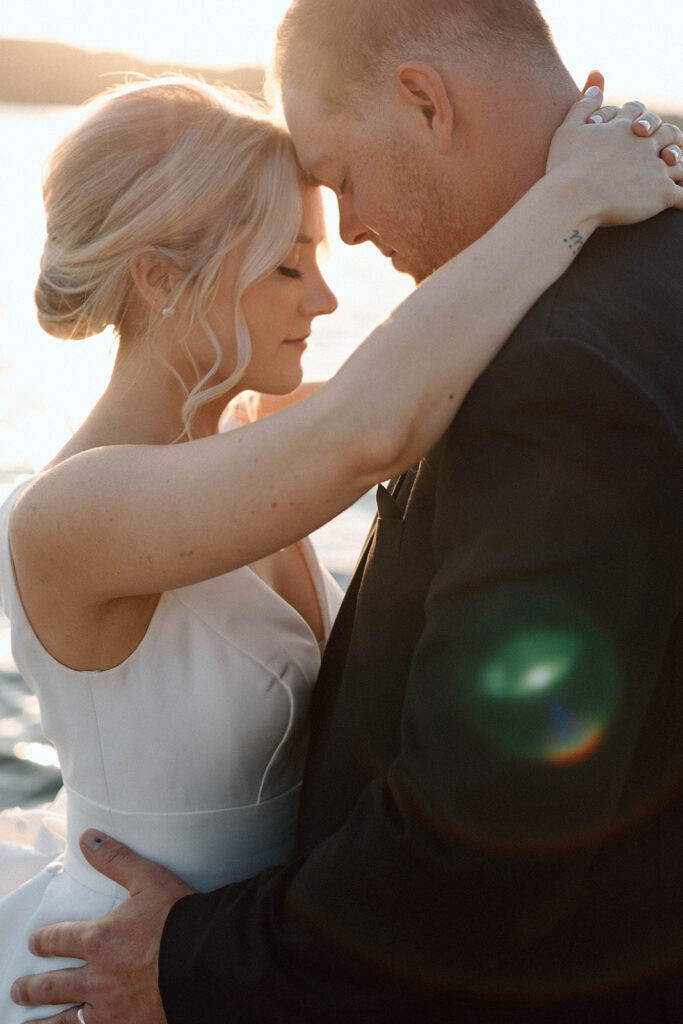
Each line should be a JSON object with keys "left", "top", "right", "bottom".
{"left": 1, "top": 0, "right": 681, "bottom": 106}
{"left": 12, "top": 741, "right": 61, "bottom": 769}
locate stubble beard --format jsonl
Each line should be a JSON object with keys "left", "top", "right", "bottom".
{"left": 385, "top": 146, "right": 475, "bottom": 284}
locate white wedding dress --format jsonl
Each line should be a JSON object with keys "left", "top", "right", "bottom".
{"left": 0, "top": 471, "right": 342, "bottom": 1022}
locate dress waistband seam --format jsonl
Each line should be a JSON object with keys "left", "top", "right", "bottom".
{"left": 64, "top": 781, "right": 301, "bottom": 817}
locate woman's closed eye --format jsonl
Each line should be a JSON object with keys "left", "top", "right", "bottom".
{"left": 277, "top": 265, "right": 302, "bottom": 279}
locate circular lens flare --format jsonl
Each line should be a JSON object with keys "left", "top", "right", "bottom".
{"left": 466, "top": 627, "right": 619, "bottom": 765}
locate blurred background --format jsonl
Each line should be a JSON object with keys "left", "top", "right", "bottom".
{"left": 1, "top": 0, "right": 681, "bottom": 807}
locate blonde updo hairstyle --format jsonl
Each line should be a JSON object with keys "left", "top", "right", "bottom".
{"left": 35, "top": 76, "right": 303, "bottom": 435}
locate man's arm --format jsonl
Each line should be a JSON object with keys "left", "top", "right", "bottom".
{"left": 14, "top": 333, "right": 683, "bottom": 1022}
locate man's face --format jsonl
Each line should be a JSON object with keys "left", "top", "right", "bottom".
{"left": 283, "top": 85, "right": 474, "bottom": 283}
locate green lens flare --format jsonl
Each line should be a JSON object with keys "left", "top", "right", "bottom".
{"left": 466, "top": 627, "right": 619, "bottom": 765}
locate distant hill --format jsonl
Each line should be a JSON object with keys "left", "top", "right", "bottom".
{"left": 1, "top": 37, "right": 681, "bottom": 134}
{"left": 0, "top": 38, "right": 265, "bottom": 105}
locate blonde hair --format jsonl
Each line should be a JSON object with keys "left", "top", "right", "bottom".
{"left": 35, "top": 76, "right": 302, "bottom": 435}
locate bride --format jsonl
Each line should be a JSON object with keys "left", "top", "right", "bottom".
{"left": 0, "top": 75, "right": 680, "bottom": 1021}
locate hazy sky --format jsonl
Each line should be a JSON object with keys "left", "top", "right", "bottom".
{"left": 3, "top": 0, "right": 683, "bottom": 108}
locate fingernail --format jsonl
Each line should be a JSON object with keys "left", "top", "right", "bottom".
{"left": 10, "top": 983, "right": 20, "bottom": 1004}
{"left": 28, "top": 934, "right": 36, "bottom": 954}
{"left": 585, "top": 85, "right": 602, "bottom": 98}
{"left": 637, "top": 118, "right": 652, "bottom": 133}
{"left": 82, "top": 829, "right": 110, "bottom": 851}
{"left": 588, "top": 114, "right": 603, "bottom": 124}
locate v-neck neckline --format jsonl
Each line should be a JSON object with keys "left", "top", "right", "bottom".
{"left": 244, "top": 538, "right": 329, "bottom": 649}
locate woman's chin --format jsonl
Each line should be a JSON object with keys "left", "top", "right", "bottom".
{"left": 253, "top": 371, "right": 305, "bottom": 397}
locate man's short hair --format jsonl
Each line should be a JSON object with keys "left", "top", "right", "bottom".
{"left": 271, "top": 0, "right": 558, "bottom": 111}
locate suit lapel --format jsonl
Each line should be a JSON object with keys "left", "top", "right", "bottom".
{"left": 343, "top": 467, "right": 417, "bottom": 587}
{"left": 299, "top": 452, "right": 439, "bottom": 849}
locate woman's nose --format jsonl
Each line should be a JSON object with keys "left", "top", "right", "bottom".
{"left": 302, "top": 272, "right": 338, "bottom": 318}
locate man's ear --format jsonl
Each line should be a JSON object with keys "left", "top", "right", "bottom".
{"left": 129, "top": 249, "right": 180, "bottom": 313}
{"left": 394, "top": 61, "right": 454, "bottom": 155}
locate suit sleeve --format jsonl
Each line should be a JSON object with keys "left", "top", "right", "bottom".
{"left": 159, "top": 334, "right": 683, "bottom": 1022}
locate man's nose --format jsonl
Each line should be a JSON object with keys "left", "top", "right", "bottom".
{"left": 338, "top": 194, "right": 371, "bottom": 246}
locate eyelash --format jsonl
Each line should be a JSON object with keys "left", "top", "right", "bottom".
{"left": 339, "top": 178, "right": 347, "bottom": 196}
{"left": 277, "top": 265, "right": 302, "bottom": 279}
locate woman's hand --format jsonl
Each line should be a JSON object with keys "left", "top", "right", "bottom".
{"left": 545, "top": 86, "right": 683, "bottom": 228}
{"left": 581, "top": 71, "right": 682, "bottom": 165}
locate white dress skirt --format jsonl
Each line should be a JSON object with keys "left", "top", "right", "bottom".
{"left": 0, "top": 475, "right": 342, "bottom": 1022}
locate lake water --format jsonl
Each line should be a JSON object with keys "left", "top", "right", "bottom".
{"left": 0, "top": 100, "right": 413, "bottom": 810}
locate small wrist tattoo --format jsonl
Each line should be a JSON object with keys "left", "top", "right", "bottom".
{"left": 563, "top": 229, "right": 584, "bottom": 257}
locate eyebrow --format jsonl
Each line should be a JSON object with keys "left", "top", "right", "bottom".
{"left": 296, "top": 233, "right": 314, "bottom": 244}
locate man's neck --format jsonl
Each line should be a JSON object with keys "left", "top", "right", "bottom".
{"left": 486, "top": 62, "right": 580, "bottom": 200}
{"left": 439, "top": 59, "right": 581, "bottom": 253}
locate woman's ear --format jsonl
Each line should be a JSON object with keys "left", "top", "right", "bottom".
{"left": 129, "top": 249, "right": 179, "bottom": 314}
{"left": 394, "top": 61, "right": 454, "bottom": 155}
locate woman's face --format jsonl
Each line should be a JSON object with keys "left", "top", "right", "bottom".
{"left": 239, "top": 185, "right": 338, "bottom": 394}
{"left": 203, "top": 185, "right": 338, "bottom": 396}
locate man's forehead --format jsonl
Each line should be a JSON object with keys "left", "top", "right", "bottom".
{"left": 281, "top": 82, "right": 327, "bottom": 126}
{"left": 282, "top": 85, "right": 354, "bottom": 176}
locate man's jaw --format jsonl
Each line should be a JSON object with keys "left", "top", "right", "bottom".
{"left": 385, "top": 247, "right": 419, "bottom": 280}
{"left": 374, "top": 239, "right": 407, "bottom": 275}
{"left": 370, "top": 236, "right": 422, "bottom": 281}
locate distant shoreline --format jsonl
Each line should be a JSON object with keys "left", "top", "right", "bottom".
{"left": 2, "top": 38, "right": 682, "bottom": 128}
{"left": 0, "top": 38, "right": 265, "bottom": 106}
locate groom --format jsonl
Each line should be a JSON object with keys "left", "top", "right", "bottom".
{"left": 13, "top": 1, "right": 683, "bottom": 1022}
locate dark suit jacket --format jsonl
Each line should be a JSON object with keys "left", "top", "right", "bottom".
{"left": 159, "top": 211, "right": 683, "bottom": 1022}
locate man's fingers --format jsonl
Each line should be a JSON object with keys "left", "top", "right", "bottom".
{"left": 11, "top": 967, "right": 87, "bottom": 1008}
{"left": 25, "top": 1010, "right": 81, "bottom": 1024}
{"left": 30, "top": 921, "right": 90, "bottom": 960}
{"left": 79, "top": 831, "right": 177, "bottom": 896}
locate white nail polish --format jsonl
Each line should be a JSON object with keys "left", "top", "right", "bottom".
{"left": 588, "top": 114, "right": 603, "bottom": 124}
{"left": 637, "top": 118, "right": 652, "bottom": 133}
{"left": 585, "top": 85, "right": 602, "bottom": 98}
